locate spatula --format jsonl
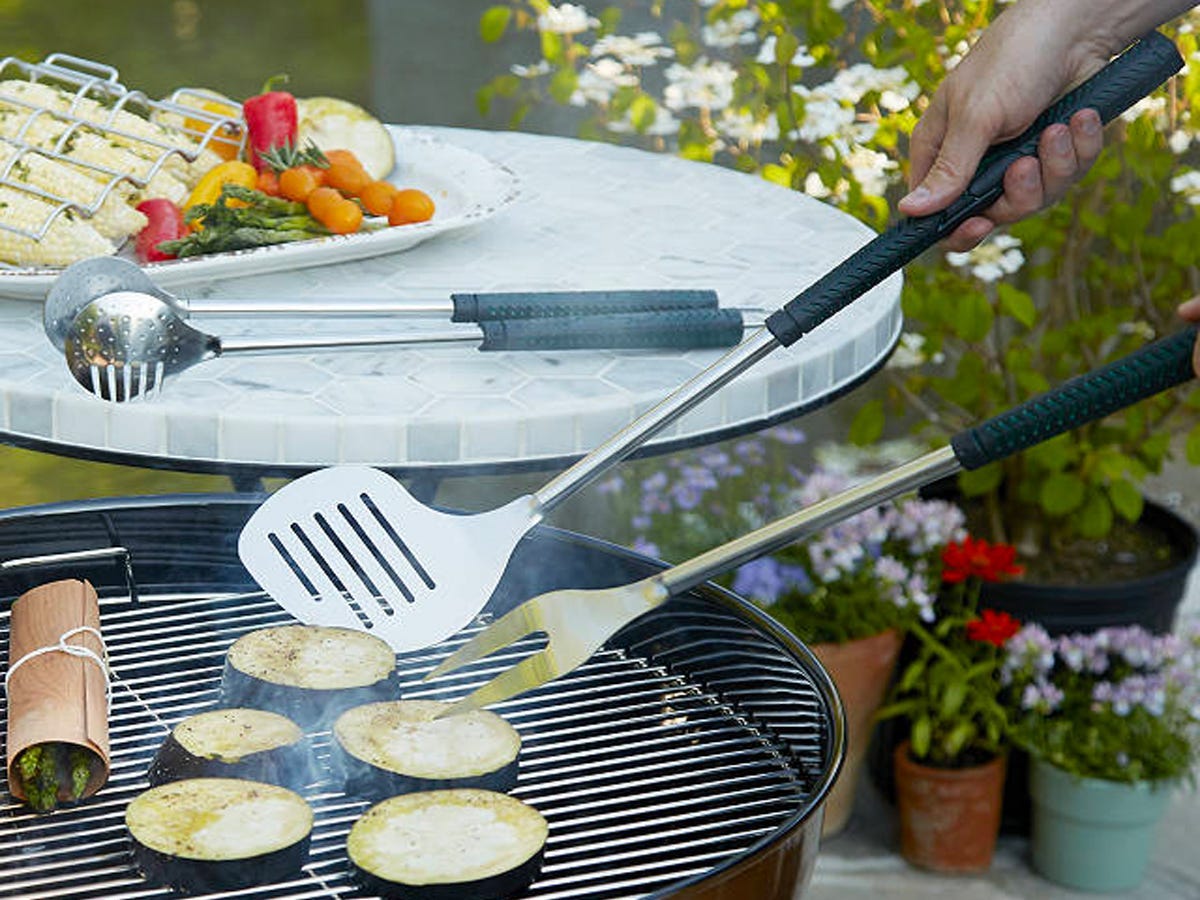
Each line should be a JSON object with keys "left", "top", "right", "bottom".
{"left": 427, "top": 324, "right": 1200, "bottom": 715}
{"left": 238, "top": 32, "right": 1183, "bottom": 653}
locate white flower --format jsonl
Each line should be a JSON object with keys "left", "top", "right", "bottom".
{"left": 791, "top": 86, "right": 856, "bottom": 142}
{"left": 887, "top": 332, "right": 944, "bottom": 369}
{"left": 716, "top": 109, "right": 780, "bottom": 143}
{"left": 828, "top": 0, "right": 856, "bottom": 10}
{"left": 824, "top": 64, "right": 918, "bottom": 106}
{"left": 605, "top": 105, "right": 682, "bottom": 137}
{"left": 1169, "top": 130, "right": 1193, "bottom": 155}
{"left": 702, "top": 10, "right": 759, "bottom": 48}
{"left": 592, "top": 32, "right": 674, "bottom": 67}
{"left": 803, "top": 171, "right": 833, "bottom": 199}
{"left": 756, "top": 36, "right": 816, "bottom": 67}
{"left": 571, "top": 58, "right": 639, "bottom": 106}
{"left": 510, "top": 60, "right": 551, "bottom": 78}
{"left": 1122, "top": 95, "right": 1167, "bottom": 126}
{"left": 946, "top": 233, "right": 1025, "bottom": 282}
{"left": 1170, "top": 169, "right": 1200, "bottom": 205}
{"left": 663, "top": 59, "right": 738, "bottom": 112}
{"left": 537, "top": 3, "right": 598, "bottom": 35}
{"left": 842, "top": 144, "right": 898, "bottom": 197}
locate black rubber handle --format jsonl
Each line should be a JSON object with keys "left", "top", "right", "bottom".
{"left": 476, "top": 308, "right": 746, "bottom": 351}
{"left": 951, "top": 326, "right": 1198, "bottom": 469}
{"left": 767, "top": 31, "right": 1183, "bottom": 347}
{"left": 450, "top": 288, "right": 719, "bottom": 323}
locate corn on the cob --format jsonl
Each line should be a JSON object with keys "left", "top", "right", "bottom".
{"left": 0, "top": 80, "right": 221, "bottom": 182}
{"left": 0, "top": 141, "right": 147, "bottom": 241}
{"left": 0, "top": 106, "right": 190, "bottom": 203}
{"left": 0, "top": 185, "right": 113, "bottom": 266}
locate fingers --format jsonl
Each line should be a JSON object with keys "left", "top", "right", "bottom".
{"left": 899, "top": 99, "right": 992, "bottom": 217}
{"left": 909, "top": 108, "right": 1105, "bottom": 251}
{"left": 1178, "top": 297, "right": 1200, "bottom": 378}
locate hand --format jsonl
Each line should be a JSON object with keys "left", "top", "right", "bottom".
{"left": 1179, "top": 296, "right": 1200, "bottom": 377}
{"left": 897, "top": 3, "right": 1121, "bottom": 250}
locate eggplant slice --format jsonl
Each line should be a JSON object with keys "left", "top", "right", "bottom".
{"left": 147, "top": 708, "right": 313, "bottom": 790}
{"left": 126, "top": 777, "right": 313, "bottom": 894}
{"left": 220, "top": 625, "right": 399, "bottom": 730}
{"left": 333, "top": 700, "right": 521, "bottom": 800}
{"left": 348, "top": 789, "right": 548, "bottom": 899}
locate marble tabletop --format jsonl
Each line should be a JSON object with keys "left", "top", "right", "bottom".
{"left": 0, "top": 126, "right": 902, "bottom": 478}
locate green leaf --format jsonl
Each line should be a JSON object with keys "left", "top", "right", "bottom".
{"left": 940, "top": 680, "right": 967, "bottom": 717}
{"left": 774, "top": 31, "right": 801, "bottom": 68}
{"left": 1108, "top": 478, "right": 1143, "bottom": 523}
{"left": 996, "top": 283, "right": 1037, "bottom": 328}
{"left": 899, "top": 658, "right": 926, "bottom": 691}
{"left": 541, "top": 30, "right": 564, "bottom": 64}
{"left": 944, "top": 721, "right": 976, "bottom": 757}
{"left": 547, "top": 67, "right": 578, "bottom": 104}
{"left": 1040, "top": 472, "right": 1086, "bottom": 516}
{"left": 1077, "top": 491, "right": 1114, "bottom": 538}
{"left": 1187, "top": 423, "right": 1200, "bottom": 465}
{"left": 911, "top": 716, "right": 932, "bottom": 758}
{"left": 948, "top": 290, "right": 994, "bottom": 342}
{"left": 479, "top": 6, "right": 512, "bottom": 43}
{"left": 848, "top": 399, "right": 885, "bottom": 446}
{"left": 628, "top": 94, "right": 657, "bottom": 132}
{"left": 958, "top": 463, "right": 1002, "bottom": 497}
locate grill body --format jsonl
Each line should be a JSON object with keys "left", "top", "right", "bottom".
{"left": 0, "top": 494, "right": 843, "bottom": 899}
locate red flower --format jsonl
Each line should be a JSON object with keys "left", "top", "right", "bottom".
{"left": 941, "top": 536, "right": 1024, "bottom": 584}
{"left": 965, "top": 609, "right": 1022, "bottom": 647}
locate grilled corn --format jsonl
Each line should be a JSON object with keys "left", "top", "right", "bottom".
{"left": 0, "top": 186, "right": 113, "bottom": 266}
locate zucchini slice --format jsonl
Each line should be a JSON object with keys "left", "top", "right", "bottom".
{"left": 220, "top": 625, "right": 399, "bottom": 730}
{"left": 126, "top": 777, "right": 313, "bottom": 893}
{"left": 147, "top": 708, "right": 312, "bottom": 790}
{"left": 348, "top": 789, "right": 548, "bottom": 899}
{"left": 333, "top": 700, "right": 520, "bottom": 800}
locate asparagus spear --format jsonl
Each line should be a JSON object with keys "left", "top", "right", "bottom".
{"left": 13, "top": 743, "right": 95, "bottom": 812}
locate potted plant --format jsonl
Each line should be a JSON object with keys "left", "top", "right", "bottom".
{"left": 590, "top": 429, "right": 964, "bottom": 836}
{"left": 1003, "top": 620, "right": 1200, "bottom": 891}
{"left": 876, "top": 535, "right": 1023, "bottom": 873}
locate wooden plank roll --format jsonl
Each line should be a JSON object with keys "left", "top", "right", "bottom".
{"left": 5, "top": 579, "right": 110, "bottom": 810}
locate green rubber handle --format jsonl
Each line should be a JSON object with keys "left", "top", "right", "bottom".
{"left": 450, "top": 289, "right": 719, "bottom": 322}
{"left": 951, "top": 326, "right": 1198, "bottom": 469}
{"left": 476, "top": 308, "right": 745, "bottom": 351}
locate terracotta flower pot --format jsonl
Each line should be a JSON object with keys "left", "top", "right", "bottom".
{"left": 811, "top": 628, "right": 902, "bottom": 837}
{"left": 893, "top": 740, "right": 1007, "bottom": 873}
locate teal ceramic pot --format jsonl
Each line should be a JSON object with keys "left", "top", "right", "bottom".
{"left": 1029, "top": 757, "right": 1174, "bottom": 892}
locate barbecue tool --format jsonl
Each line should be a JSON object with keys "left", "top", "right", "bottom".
{"left": 429, "top": 325, "right": 1200, "bottom": 715}
{"left": 44, "top": 255, "right": 723, "bottom": 351}
{"left": 62, "top": 290, "right": 750, "bottom": 401}
{"left": 237, "top": 32, "right": 1182, "bottom": 654}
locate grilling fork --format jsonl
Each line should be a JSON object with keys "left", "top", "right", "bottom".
{"left": 426, "top": 325, "right": 1199, "bottom": 715}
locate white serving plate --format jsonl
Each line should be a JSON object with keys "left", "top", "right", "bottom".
{"left": 0, "top": 126, "right": 520, "bottom": 301}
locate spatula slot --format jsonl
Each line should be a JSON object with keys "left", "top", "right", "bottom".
{"left": 360, "top": 493, "right": 437, "bottom": 590}
{"left": 335, "top": 503, "right": 405, "bottom": 611}
{"left": 314, "top": 510, "right": 403, "bottom": 614}
{"left": 289, "top": 521, "right": 350, "bottom": 596}
{"left": 266, "top": 531, "right": 321, "bottom": 600}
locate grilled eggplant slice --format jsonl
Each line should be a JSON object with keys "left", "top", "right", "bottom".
{"left": 332, "top": 700, "right": 520, "bottom": 800}
{"left": 220, "top": 625, "right": 399, "bottom": 730}
{"left": 147, "top": 708, "right": 312, "bottom": 790}
{"left": 126, "top": 777, "right": 312, "bottom": 894}
{"left": 348, "top": 789, "right": 548, "bottom": 899}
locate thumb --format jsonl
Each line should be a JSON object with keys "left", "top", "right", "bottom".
{"left": 1179, "top": 296, "right": 1200, "bottom": 322}
{"left": 899, "top": 125, "right": 994, "bottom": 216}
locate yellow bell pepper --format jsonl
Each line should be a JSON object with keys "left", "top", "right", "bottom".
{"left": 184, "top": 160, "right": 258, "bottom": 213}
{"left": 183, "top": 96, "right": 243, "bottom": 161}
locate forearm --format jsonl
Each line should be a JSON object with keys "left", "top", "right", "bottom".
{"left": 1005, "top": 0, "right": 1196, "bottom": 57}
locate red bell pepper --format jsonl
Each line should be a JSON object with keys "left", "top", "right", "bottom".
{"left": 133, "top": 199, "right": 186, "bottom": 262}
{"left": 243, "top": 75, "right": 298, "bottom": 172}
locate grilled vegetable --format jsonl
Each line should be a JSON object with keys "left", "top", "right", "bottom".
{"left": 147, "top": 708, "right": 313, "bottom": 790}
{"left": 348, "top": 789, "right": 548, "bottom": 899}
{"left": 0, "top": 185, "right": 113, "bottom": 265}
{"left": 126, "top": 778, "right": 312, "bottom": 894}
{"left": 183, "top": 159, "right": 257, "bottom": 213}
{"left": 12, "top": 742, "right": 102, "bottom": 813}
{"left": 219, "top": 625, "right": 399, "bottom": 730}
{"left": 161, "top": 184, "right": 330, "bottom": 258}
{"left": 134, "top": 199, "right": 186, "bottom": 262}
{"left": 243, "top": 76, "right": 298, "bottom": 172}
{"left": 296, "top": 96, "right": 395, "bottom": 180}
{"left": 332, "top": 700, "right": 520, "bottom": 801}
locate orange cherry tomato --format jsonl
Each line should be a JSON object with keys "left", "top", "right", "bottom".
{"left": 388, "top": 188, "right": 435, "bottom": 226}
{"left": 278, "top": 165, "right": 325, "bottom": 202}
{"left": 256, "top": 169, "right": 281, "bottom": 196}
{"left": 359, "top": 180, "right": 398, "bottom": 217}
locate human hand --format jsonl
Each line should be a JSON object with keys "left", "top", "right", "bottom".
{"left": 898, "top": 3, "right": 1118, "bottom": 250}
{"left": 1179, "top": 296, "right": 1200, "bottom": 377}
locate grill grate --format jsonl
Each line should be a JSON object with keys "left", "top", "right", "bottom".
{"left": 0, "top": 586, "right": 830, "bottom": 900}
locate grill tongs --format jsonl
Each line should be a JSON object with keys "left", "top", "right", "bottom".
{"left": 429, "top": 324, "right": 1200, "bottom": 715}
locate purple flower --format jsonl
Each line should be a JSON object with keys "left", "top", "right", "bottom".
{"left": 732, "top": 556, "right": 811, "bottom": 604}
{"left": 765, "top": 424, "right": 807, "bottom": 445}
{"left": 1021, "top": 679, "right": 1064, "bottom": 713}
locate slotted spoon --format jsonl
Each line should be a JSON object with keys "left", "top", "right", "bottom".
{"left": 427, "top": 324, "right": 1200, "bottom": 715}
{"left": 237, "top": 32, "right": 1182, "bottom": 653}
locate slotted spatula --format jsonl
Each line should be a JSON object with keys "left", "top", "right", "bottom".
{"left": 237, "top": 32, "right": 1182, "bottom": 652}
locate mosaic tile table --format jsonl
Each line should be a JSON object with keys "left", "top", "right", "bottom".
{"left": 0, "top": 127, "right": 902, "bottom": 480}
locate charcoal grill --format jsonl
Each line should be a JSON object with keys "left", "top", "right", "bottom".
{"left": 0, "top": 493, "right": 842, "bottom": 899}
